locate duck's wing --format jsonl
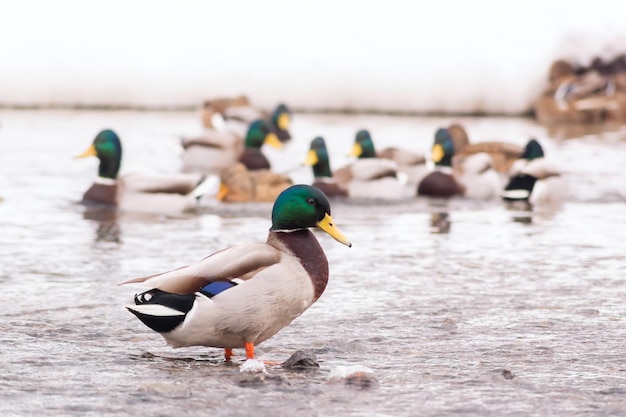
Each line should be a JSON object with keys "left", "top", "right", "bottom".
{"left": 349, "top": 159, "right": 398, "bottom": 181}
{"left": 223, "top": 105, "right": 266, "bottom": 123}
{"left": 181, "top": 129, "right": 240, "bottom": 150}
{"left": 333, "top": 165, "right": 354, "bottom": 189}
{"left": 457, "top": 142, "right": 524, "bottom": 173}
{"left": 378, "top": 147, "right": 426, "bottom": 166}
{"left": 121, "top": 173, "right": 205, "bottom": 195}
{"left": 521, "top": 158, "right": 561, "bottom": 180}
{"left": 119, "top": 243, "right": 281, "bottom": 294}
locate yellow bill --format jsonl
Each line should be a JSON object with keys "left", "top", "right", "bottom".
{"left": 303, "top": 149, "right": 319, "bottom": 166}
{"left": 317, "top": 213, "right": 352, "bottom": 247}
{"left": 264, "top": 133, "right": 283, "bottom": 149}
{"left": 349, "top": 142, "right": 362, "bottom": 157}
{"left": 431, "top": 144, "right": 444, "bottom": 163}
{"left": 75, "top": 144, "right": 97, "bottom": 159}
{"left": 277, "top": 113, "right": 290, "bottom": 130}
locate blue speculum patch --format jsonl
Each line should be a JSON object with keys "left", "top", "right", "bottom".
{"left": 200, "top": 281, "right": 238, "bottom": 297}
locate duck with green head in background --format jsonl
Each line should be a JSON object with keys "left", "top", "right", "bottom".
{"left": 333, "top": 129, "right": 409, "bottom": 200}
{"left": 223, "top": 103, "right": 293, "bottom": 143}
{"left": 76, "top": 129, "right": 215, "bottom": 215}
{"left": 120, "top": 184, "right": 351, "bottom": 368}
{"left": 352, "top": 129, "right": 429, "bottom": 186}
{"left": 417, "top": 127, "right": 502, "bottom": 199}
{"left": 180, "top": 118, "right": 282, "bottom": 175}
{"left": 303, "top": 136, "right": 348, "bottom": 198}
{"left": 501, "top": 139, "right": 566, "bottom": 208}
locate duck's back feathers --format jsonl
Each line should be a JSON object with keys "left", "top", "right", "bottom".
{"left": 122, "top": 173, "right": 204, "bottom": 195}
{"left": 345, "top": 158, "right": 398, "bottom": 181}
{"left": 120, "top": 243, "right": 281, "bottom": 294}
{"left": 456, "top": 142, "right": 524, "bottom": 173}
{"left": 312, "top": 179, "right": 348, "bottom": 198}
{"left": 453, "top": 153, "right": 503, "bottom": 199}
{"left": 180, "top": 130, "right": 244, "bottom": 175}
{"left": 223, "top": 105, "right": 268, "bottom": 123}
{"left": 513, "top": 158, "right": 561, "bottom": 179}
{"left": 334, "top": 159, "right": 404, "bottom": 199}
{"left": 377, "top": 147, "right": 425, "bottom": 166}
{"left": 220, "top": 163, "right": 293, "bottom": 202}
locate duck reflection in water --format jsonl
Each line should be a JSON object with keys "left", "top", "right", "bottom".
{"left": 82, "top": 205, "right": 122, "bottom": 243}
{"left": 505, "top": 200, "right": 534, "bottom": 224}
{"left": 428, "top": 200, "right": 451, "bottom": 234}
{"left": 430, "top": 211, "right": 451, "bottom": 233}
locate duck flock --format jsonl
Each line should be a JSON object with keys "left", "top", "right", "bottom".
{"left": 535, "top": 54, "right": 626, "bottom": 125}
{"left": 71, "top": 92, "right": 569, "bottom": 371}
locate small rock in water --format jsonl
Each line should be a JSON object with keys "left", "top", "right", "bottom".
{"left": 502, "top": 369, "right": 515, "bottom": 380}
{"left": 282, "top": 350, "right": 320, "bottom": 369}
{"left": 328, "top": 365, "right": 379, "bottom": 389}
{"left": 237, "top": 359, "right": 290, "bottom": 387}
{"left": 240, "top": 359, "right": 267, "bottom": 374}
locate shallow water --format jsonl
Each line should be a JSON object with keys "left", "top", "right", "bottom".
{"left": 1, "top": 110, "right": 626, "bottom": 416}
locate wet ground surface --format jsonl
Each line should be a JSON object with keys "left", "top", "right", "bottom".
{"left": 1, "top": 110, "right": 626, "bottom": 416}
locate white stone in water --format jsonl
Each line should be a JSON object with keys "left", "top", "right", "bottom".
{"left": 240, "top": 359, "right": 267, "bottom": 374}
{"left": 329, "top": 364, "right": 375, "bottom": 379}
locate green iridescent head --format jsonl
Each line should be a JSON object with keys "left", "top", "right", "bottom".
{"left": 351, "top": 129, "right": 377, "bottom": 158}
{"left": 244, "top": 119, "right": 281, "bottom": 149}
{"left": 431, "top": 128, "right": 455, "bottom": 167}
{"left": 271, "top": 104, "right": 291, "bottom": 130}
{"left": 76, "top": 129, "right": 123, "bottom": 179}
{"left": 304, "top": 136, "right": 332, "bottom": 178}
{"left": 522, "top": 139, "right": 544, "bottom": 160}
{"left": 270, "top": 184, "right": 351, "bottom": 246}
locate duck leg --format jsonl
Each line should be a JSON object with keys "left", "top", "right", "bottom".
{"left": 224, "top": 348, "right": 234, "bottom": 361}
{"left": 245, "top": 342, "right": 255, "bottom": 360}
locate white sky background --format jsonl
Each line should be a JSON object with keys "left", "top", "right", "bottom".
{"left": 1, "top": 0, "right": 625, "bottom": 114}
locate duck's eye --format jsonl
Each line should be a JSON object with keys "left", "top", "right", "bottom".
{"left": 307, "top": 198, "right": 317, "bottom": 206}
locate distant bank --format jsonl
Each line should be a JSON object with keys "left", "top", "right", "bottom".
{"left": 1, "top": 0, "right": 624, "bottom": 115}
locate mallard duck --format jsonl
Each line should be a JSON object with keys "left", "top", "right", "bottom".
{"left": 180, "top": 129, "right": 243, "bottom": 175}
{"left": 350, "top": 129, "right": 428, "bottom": 185}
{"left": 120, "top": 184, "right": 352, "bottom": 361}
{"left": 417, "top": 128, "right": 502, "bottom": 199}
{"left": 334, "top": 130, "right": 406, "bottom": 199}
{"left": 224, "top": 103, "right": 292, "bottom": 143}
{"left": 217, "top": 162, "right": 293, "bottom": 203}
{"left": 501, "top": 139, "right": 566, "bottom": 207}
{"left": 446, "top": 123, "right": 524, "bottom": 173}
{"left": 303, "top": 137, "right": 348, "bottom": 198}
{"left": 201, "top": 95, "right": 250, "bottom": 128}
{"left": 180, "top": 119, "right": 281, "bottom": 175}
{"left": 76, "top": 129, "right": 212, "bottom": 215}
{"left": 238, "top": 119, "right": 283, "bottom": 171}
{"left": 533, "top": 60, "right": 623, "bottom": 124}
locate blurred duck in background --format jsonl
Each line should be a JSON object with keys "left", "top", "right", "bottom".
{"left": 223, "top": 103, "right": 293, "bottom": 143}
{"left": 333, "top": 129, "right": 407, "bottom": 200}
{"left": 444, "top": 123, "right": 524, "bottom": 173}
{"left": 237, "top": 120, "right": 283, "bottom": 171}
{"left": 303, "top": 136, "right": 348, "bottom": 198}
{"left": 417, "top": 127, "right": 502, "bottom": 199}
{"left": 201, "top": 95, "right": 250, "bottom": 128}
{"left": 534, "top": 55, "right": 626, "bottom": 124}
{"left": 501, "top": 139, "right": 566, "bottom": 208}
{"left": 180, "top": 119, "right": 281, "bottom": 175}
{"left": 201, "top": 95, "right": 293, "bottom": 143}
{"left": 216, "top": 162, "right": 293, "bottom": 203}
{"left": 76, "top": 130, "right": 215, "bottom": 215}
